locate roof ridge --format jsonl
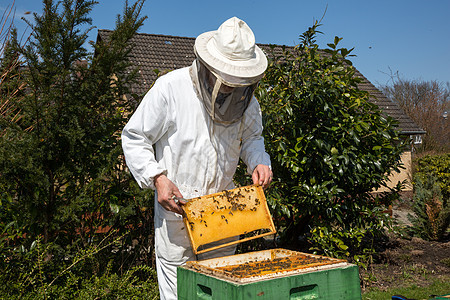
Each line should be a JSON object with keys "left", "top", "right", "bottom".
{"left": 98, "top": 29, "right": 196, "bottom": 40}
{"left": 97, "top": 29, "right": 295, "bottom": 48}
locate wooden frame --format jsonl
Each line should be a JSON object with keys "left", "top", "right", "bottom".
{"left": 182, "top": 185, "right": 276, "bottom": 255}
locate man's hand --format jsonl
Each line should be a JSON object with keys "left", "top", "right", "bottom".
{"left": 154, "top": 174, "right": 186, "bottom": 214}
{"left": 252, "top": 164, "right": 273, "bottom": 189}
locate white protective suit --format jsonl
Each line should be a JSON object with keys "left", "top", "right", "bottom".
{"left": 121, "top": 64, "right": 271, "bottom": 299}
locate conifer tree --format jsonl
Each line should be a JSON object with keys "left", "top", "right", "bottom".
{"left": 0, "top": 0, "right": 146, "bottom": 245}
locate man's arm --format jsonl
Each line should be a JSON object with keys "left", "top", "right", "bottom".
{"left": 121, "top": 82, "right": 169, "bottom": 190}
{"left": 121, "top": 80, "right": 185, "bottom": 213}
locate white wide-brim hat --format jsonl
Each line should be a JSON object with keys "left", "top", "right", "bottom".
{"left": 194, "top": 17, "right": 268, "bottom": 83}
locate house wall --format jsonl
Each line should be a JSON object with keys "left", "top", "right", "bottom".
{"left": 375, "top": 151, "right": 413, "bottom": 193}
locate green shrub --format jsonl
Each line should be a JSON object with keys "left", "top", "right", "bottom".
{"left": 414, "top": 153, "right": 450, "bottom": 201}
{"left": 408, "top": 153, "right": 450, "bottom": 241}
{"left": 254, "top": 22, "right": 404, "bottom": 262}
{"left": 408, "top": 175, "right": 450, "bottom": 241}
{"left": 0, "top": 235, "right": 159, "bottom": 299}
{"left": 1, "top": 266, "right": 159, "bottom": 300}
{"left": 309, "top": 225, "right": 376, "bottom": 269}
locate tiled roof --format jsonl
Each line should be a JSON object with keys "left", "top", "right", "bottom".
{"left": 354, "top": 69, "right": 425, "bottom": 134}
{"left": 97, "top": 30, "right": 424, "bottom": 135}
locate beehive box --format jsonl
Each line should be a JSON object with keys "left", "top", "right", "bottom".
{"left": 182, "top": 185, "right": 276, "bottom": 254}
{"left": 178, "top": 249, "right": 361, "bottom": 300}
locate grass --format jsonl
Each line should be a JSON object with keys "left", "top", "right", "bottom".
{"left": 362, "top": 276, "right": 450, "bottom": 300}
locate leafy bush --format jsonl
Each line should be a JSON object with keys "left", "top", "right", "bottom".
{"left": 255, "top": 22, "right": 404, "bottom": 261}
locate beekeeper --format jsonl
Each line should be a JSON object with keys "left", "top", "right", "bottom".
{"left": 122, "top": 16, "right": 272, "bottom": 300}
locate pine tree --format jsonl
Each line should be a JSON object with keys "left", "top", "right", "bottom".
{"left": 0, "top": 0, "right": 147, "bottom": 245}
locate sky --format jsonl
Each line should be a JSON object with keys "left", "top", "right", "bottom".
{"left": 2, "top": 0, "right": 449, "bottom": 87}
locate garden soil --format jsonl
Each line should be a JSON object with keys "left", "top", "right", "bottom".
{"left": 359, "top": 204, "right": 450, "bottom": 292}
{"left": 247, "top": 199, "right": 449, "bottom": 293}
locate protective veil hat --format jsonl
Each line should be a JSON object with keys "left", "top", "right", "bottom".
{"left": 194, "top": 16, "right": 267, "bottom": 84}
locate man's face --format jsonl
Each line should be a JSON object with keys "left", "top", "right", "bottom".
{"left": 206, "top": 70, "right": 235, "bottom": 94}
{"left": 196, "top": 59, "right": 258, "bottom": 124}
